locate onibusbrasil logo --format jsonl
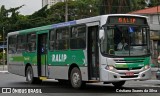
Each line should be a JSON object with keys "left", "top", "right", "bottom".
{"left": 1, "top": 88, "right": 42, "bottom": 93}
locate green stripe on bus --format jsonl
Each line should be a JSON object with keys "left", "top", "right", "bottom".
{"left": 9, "top": 56, "right": 24, "bottom": 62}
{"left": 48, "top": 50, "right": 85, "bottom": 66}
{"left": 115, "top": 64, "right": 128, "bottom": 68}
{"left": 115, "top": 57, "right": 150, "bottom": 68}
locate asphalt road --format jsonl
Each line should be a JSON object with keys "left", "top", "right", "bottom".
{"left": 0, "top": 72, "right": 160, "bottom": 96}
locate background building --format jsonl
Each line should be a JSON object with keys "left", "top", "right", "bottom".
{"left": 42, "top": 0, "right": 48, "bottom": 7}
{"left": 129, "top": 6, "right": 160, "bottom": 66}
{"left": 42, "top": 0, "right": 65, "bottom": 8}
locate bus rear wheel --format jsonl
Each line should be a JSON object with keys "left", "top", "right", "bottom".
{"left": 70, "top": 67, "right": 85, "bottom": 89}
{"left": 26, "top": 66, "right": 42, "bottom": 84}
{"left": 112, "top": 81, "right": 125, "bottom": 87}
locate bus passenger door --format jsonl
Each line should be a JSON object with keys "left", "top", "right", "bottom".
{"left": 87, "top": 25, "right": 99, "bottom": 80}
{"left": 37, "top": 32, "right": 48, "bottom": 77}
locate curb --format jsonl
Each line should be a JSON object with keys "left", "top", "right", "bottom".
{"left": 0, "top": 71, "right": 9, "bottom": 74}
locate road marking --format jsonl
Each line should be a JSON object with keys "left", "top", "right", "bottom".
{"left": 140, "top": 85, "right": 160, "bottom": 87}
{"left": 146, "top": 80, "right": 160, "bottom": 82}
{"left": 127, "top": 83, "right": 160, "bottom": 88}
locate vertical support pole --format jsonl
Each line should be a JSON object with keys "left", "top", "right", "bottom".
{"left": 65, "top": 0, "right": 68, "bottom": 22}
{"left": 2, "top": 27, "right": 5, "bottom": 71}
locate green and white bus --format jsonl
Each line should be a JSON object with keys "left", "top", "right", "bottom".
{"left": 7, "top": 14, "right": 151, "bottom": 88}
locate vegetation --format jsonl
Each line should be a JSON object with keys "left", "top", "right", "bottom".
{"left": 0, "top": 0, "right": 160, "bottom": 39}
{"left": 0, "top": 0, "right": 99, "bottom": 39}
{"left": 100, "top": 0, "right": 160, "bottom": 14}
{"left": 0, "top": 52, "right": 6, "bottom": 65}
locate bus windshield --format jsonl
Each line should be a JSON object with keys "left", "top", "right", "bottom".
{"left": 101, "top": 25, "right": 150, "bottom": 56}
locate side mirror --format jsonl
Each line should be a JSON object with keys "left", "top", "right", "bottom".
{"left": 99, "top": 29, "right": 104, "bottom": 39}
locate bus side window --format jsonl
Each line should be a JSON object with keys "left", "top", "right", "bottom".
{"left": 70, "top": 25, "right": 86, "bottom": 49}
{"left": 17, "top": 35, "right": 26, "bottom": 53}
{"left": 49, "top": 30, "right": 56, "bottom": 51}
{"left": 8, "top": 36, "right": 17, "bottom": 54}
{"left": 56, "top": 27, "right": 69, "bottom": 50}
{"left": 27, "top": 33, "right": 36, "bottom": 52}
{"left": 56, "top": 30, "right": 63, "bottom": 50}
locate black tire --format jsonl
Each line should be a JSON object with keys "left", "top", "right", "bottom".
{"left": 58, "top": 79, "right": 69, "bottom": 85}
{"left": 112, "top": 81, "right": 125, "bottom": 87}
{"left": 70, "top": 67, "right": 85, "bottom": 89}
{"left": 26, "top": 66, "right": 42, "bottom": 84}
{"left": 34, "top": 77, "right": 42, "bottom": 84}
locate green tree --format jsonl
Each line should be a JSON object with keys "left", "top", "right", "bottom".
{"left": 0, "top": 5, "right": 9, "bottom": 41}
{"left": 100, "top": 0, "right": 160, "bottom": 14}
{"left": 148, "top": 0, "right": 160, "bottom": 7}
{"left": 130, "top": 0, "right": 146, "bottom": 11}
{"left": 0, "top": 5, "right": 8, "bottom": 22}
{"left": 7, "top": 5, "right": 24, "bottom": 24}
{"left": 99, "top": 0, "right": 132, "bottom": 14}
{"left": 0, "top": 52, "right": 6, "bottom": 65}
{"left": 2, "top": 0, "right": 160, "bottom": 35}
{"left": 28, "top": 5, "right": 48, "bottom": 19}
{"left": 48, "top": 0, "right": 99, "bottom": 22}
{"left": 0, "top": 5, "right": 25, "bottom": 35}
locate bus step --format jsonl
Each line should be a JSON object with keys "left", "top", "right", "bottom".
{"left": 39, "top": 76, "right": 47, "bottom": 80}
{"left": 91, "top": 77, "right": 99, "bottom": 80}
{"left": 87, "top": 80, "right": 99, "bottom": 83}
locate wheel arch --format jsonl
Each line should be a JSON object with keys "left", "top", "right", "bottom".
{"left": 68, "top": 63, "right": 80, "bottom": 79}
{"left": 25, "top": 63, "right": 32, "bottom": 76}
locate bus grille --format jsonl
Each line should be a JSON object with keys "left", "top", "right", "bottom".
{"left": 115, "top": 67, "right": 142, "bottom": 70}
{"left": 114, "top": 58, "right": 145, "bottom": 63}
{"left": 121, "top": 75, "right": 138, "bottom": 78}
{"left": 114, "top": 58, "right": 145, "bottom": 70}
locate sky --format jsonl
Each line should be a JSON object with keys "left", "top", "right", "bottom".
{"left": 0, "top": 0, "right": 42, "bottom": 15}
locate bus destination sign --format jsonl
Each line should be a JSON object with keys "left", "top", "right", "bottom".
{"left": 118, "top": 17, "right": 136, "bottom": 24}
{"left": 107, "top": 16, "right": 147, "bottom": 25}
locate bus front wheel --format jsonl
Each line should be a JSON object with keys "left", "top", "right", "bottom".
{"left": 26, "top": 66, "right": 42, "bottom": 84}
{"left": 112, "top": 81, "right": 125, "bottom": 87}
{"left": 70, "top": 67, "right": 85, "bottom": 89}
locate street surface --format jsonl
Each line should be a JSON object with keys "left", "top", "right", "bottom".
{"left": 0, "top": 65, "right": 160, "bottom": 96}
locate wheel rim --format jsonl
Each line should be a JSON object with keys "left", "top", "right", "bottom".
{"left": 27, "top": 69, "right": 32, "bottom": 82}
{"left": 72, "top": 72, "right": 80, "bottom": 86}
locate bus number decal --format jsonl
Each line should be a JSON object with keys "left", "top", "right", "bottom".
{"left": 52, "top": 54, "right": 67, "bottom": 62}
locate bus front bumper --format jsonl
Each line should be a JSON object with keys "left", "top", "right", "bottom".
{"left": 100, "top": 68, "right": 151, "bottom": 82}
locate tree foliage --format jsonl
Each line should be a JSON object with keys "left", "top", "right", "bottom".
{"left": 148, "top": 0, "right": 160, "bottom": 7}
{"left": 100, "top": 0, "right": 132, "bottom": 14}
{"left": 48, "top": 0, "right": 99, "bottom": 22}
{"left": 0, "top": 0, "right": 160, "bottom": 39}
{"left": 100, "top": 0, "right": 160, "bottom": 14}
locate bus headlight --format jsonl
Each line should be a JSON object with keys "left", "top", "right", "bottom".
{"left": 105, "top": 65, "right": 115, "bottom": 71}
{"left": 144, "top": 65, "right": 150, "bottom": 70}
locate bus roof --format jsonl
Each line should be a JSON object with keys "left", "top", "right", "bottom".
{"left": 8, "top": 14, "right": 147, "bottom": 36}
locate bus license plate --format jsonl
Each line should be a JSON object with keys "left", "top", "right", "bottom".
{"left": 125, "top": 72, "right": 134, "bottom": 76}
